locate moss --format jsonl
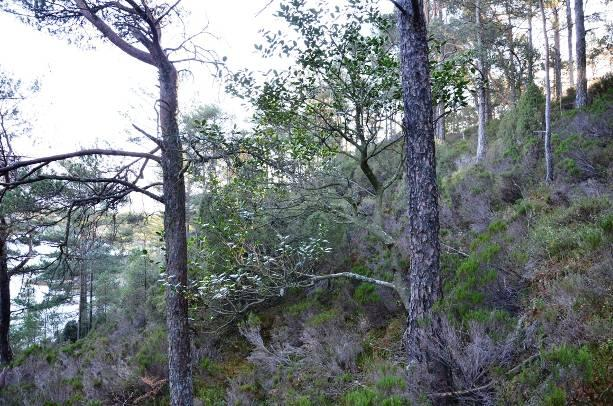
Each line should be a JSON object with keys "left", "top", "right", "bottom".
{"left": 353, "top": 283, "right": 381, "bottom": 305}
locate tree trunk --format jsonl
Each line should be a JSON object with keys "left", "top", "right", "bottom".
{"left": 540, "top": 0, "right": 554, "bottom": 183}
{"left": 527, "top": 1, "right": 535, "bottom": 83}
{"left": 476, "top": 0, "right": 487, "bottom": 161}
{"left": 159, "top": 61, "right": 193, "bottom": 406}
{"left": 553, "top": 7, "right": 563, "bottom": 106}
{"left": 0, "top": 219, "right": 12, "bottom": 365}
{"left": 505, "top": 7, "right": 518, "bottom": 104}
{"left": 78, "top": 261, "right": 88, "bottom": 339}
{"left": 435, "top": 104, "right": 445, "bottom": 141}
{"left": 565, "top": 0, "right": 575, "bottom": 89}
{"left": 89, "top": 270, "right": 93, "bottom": 332}
{"left": 574, "top": 0, "right": 587, "bottom": 107}
{"left": 396, "top": 0, "right": 453, "bottom": 394}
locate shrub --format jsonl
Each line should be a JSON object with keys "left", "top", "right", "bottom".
{"left": 353, "top": 283, "right": 380, "bottom": 305}
{"left": 376, "top": 375, "right": 406, "bottom": 392}
{"left": 307, "top": 309, "right": 338, "bottom": 326}
{"left": 496, "top": 82, "right": 544, "bottom": 161}
{"left": 344, "top": 388, "right": 378, "bottom": 406}
{"left": 134, "top": 327, "right": 167, "bottom": 375}
{"left": 543, "top": 385, "right": 567, "bottom": 406}
{"left": 545, "top": 344, "right": 595, "bottom": 381}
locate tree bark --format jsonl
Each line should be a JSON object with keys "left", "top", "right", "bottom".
{"left": 565, "top": 0, "right": 575, "bottom": 89}
{"left": 159, "top": 61, "right": 193, "bottom": 406}
{"left": 435, "top": 104, "right": 445, "bottom": 141}
{"left": 396, "top": 0, "right": 453, "bottom": 394}
{"left": 553, "top": 6, "right": 563, "bottom": 105}
{"left": 89, "top": 270, "right": 93, "bottom": 332}
{"left": 67, "top": 2, "right": 195, "bottom": 402}
{"left": 527, "top": 1, "right": 535, "bottom": 83}
{"left": 574, "top": 0, "right": 588, "bottom": 107}
{"left": 476, "top": 0, "right": 487, "bottom": 161}
{"left": 540, "top": 0, "right": 554, "bottom": 183}
{"left": 78, "top": 261, "right": 88, "bottom": 339}
{"left": 0, "top": 218, "right": 12, "bottom": 365}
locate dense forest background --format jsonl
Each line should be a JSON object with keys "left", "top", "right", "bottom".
{"left": 0, "top": 0, "right": 611, "bottom": 404}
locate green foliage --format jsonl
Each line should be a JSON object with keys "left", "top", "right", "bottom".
{"left": 545, "top": 345, "right": 595, "bottom": 381}
{"left": 195, "top": 385, "right": 225, "bottom": 405}
{"left": 375, "top": 375, "right": 406, "bottom": 392}
{"left": 441, "top": 218, "right": 511, "bottom": 323}
{"left": 496, "top": 83, "right": 544, "bottom": 161}
{"left": 542, "top": 385, "right": 567, "bottom": 406}
{"left": 529, "top": 197, "right": 611, "bottom": 259}
{"left": 353, "top": 283, "right": 380, "bottom": 305}
{"left": 199, "top": 357, "right": 222, "bottom": 375}
{"left": 286, "top": 297, "right": 318, "bottom": 316}
{"left": 343, "top": 386, "right": 409, "bottom": 406}
{"left": 289, "top": 395, "right": 313, "bottom": 406}
{"left": 307, "top": 309, "right": 338, "bottom": 326}
{"left": 134, "top": 327, "right": 167, "bottom": 374}
{"left": 343, "top": 388, "right": 378, "bottom": 406}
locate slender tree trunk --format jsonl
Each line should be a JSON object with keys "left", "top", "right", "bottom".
{"left": 540, "top": 0, "right": 554, "bottom": 183}
{"left": 553, "top": 7, "right": 563, "bottom": 106}
{"left": 435, "top": 104, "right": 445, "bottom": 141}
{"left": 0, "top": 218, "right": 12, "bottom": 365}
{"left": 574, "top": 0, "right": 588, "bottom": 107}
{"left": 396, "top": 0, "right": 453, "bottom": 394}
{"left": 159, "top": 61, "right": 193, "bottom": 405}
{"left": 565, "top": 0, "right": 575, "bottom": 89}
{"left": 89, "top": 270, "right": 93, "bottom": 331}
{"left": 78, "top": 261, "right": 88, "bottom": 339}
{"left": 476, "top": 0, "right": 487, "bottom": 161}
{"left": 505, "top": 8, "right": 518, "bottom": 104}
{"left": 527, "top": 1, "right": 535, "bottom": 83}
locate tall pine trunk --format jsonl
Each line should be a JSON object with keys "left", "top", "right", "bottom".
{"left": 553, "top": 7, "right": 563, "bottom": 106}
{"left": 540, "top": 0, "right": 554, "bottom": 183}
{"left": 0, "top": 218, "right": 12, "bottom": 365}
{"left": 527, "top": 1, "right": 535, "bottom": 83}
{"left": 77, "top": 261, "right": 88, "bottom": 339}
{"left": 159, "top": 61, "right": 193, "bottom": 405}
{"left": 476, "top": 0, "right": 487, "bottom": 161}
{"left": 396, "top": 0, "right": 453, "bottom": 393}
{"left": 574, "top": 0, "right": 588, "bottom": 107}
{"left": 565, "top": 0, "right": 575, "bottom": 88}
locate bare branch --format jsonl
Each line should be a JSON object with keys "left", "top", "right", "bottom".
{"left": 0, "top": 148, "right": 161, "bottom": 175}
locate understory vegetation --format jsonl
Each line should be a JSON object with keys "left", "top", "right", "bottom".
{"left": 0, "top": 0, "right": 611, "bottom": 404}
{"left": 2, "top": 74, "right": 611, "bottom": 405}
